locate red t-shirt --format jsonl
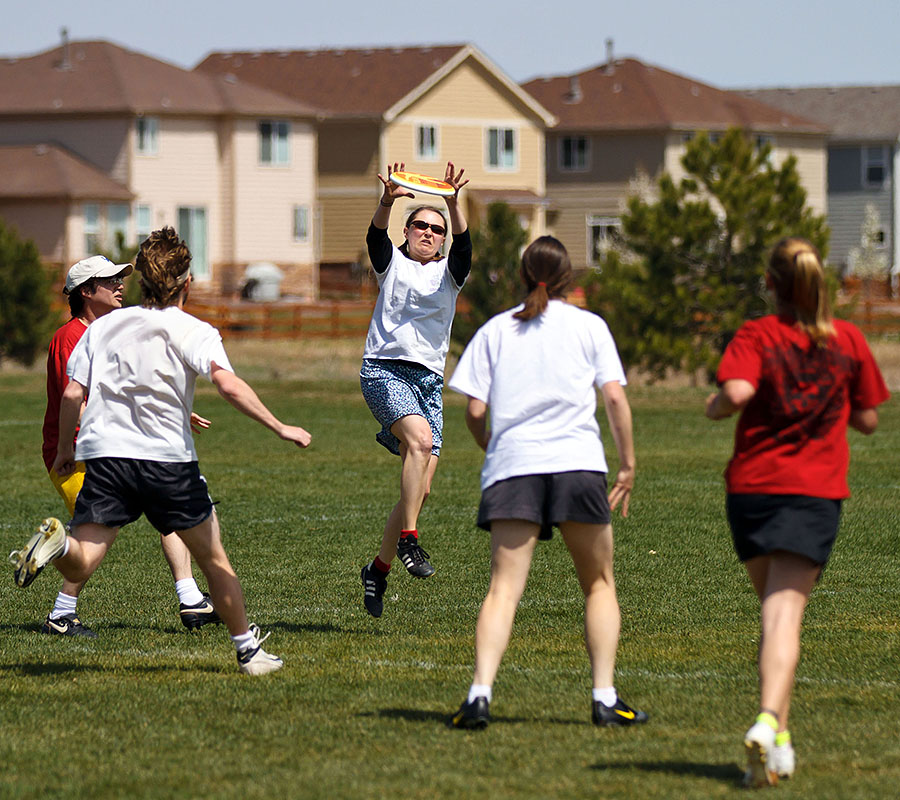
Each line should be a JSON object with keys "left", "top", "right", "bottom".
{"left": 717, "top": 314, "right": 889, "bottom": 499}
{"left": 41, "top": 317, "right": 88, "bottom": 472}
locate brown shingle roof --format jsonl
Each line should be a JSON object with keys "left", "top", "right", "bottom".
{"left": 0, "top": 40, "right": 317, "bottom": 117}
{"left": 738, "top": 86, "right": 900, "bottom": 142}
{"left": 195, "top": 45, "right": 469, "bottom": 116}
{"left": 523, "top": 59, "right": 826, "bottom": 134}
{"left": 0, "top": 144, "right": 132, "bottom": 200}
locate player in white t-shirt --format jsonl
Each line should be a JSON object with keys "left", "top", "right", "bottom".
{"left": 9, "top": 227, "right": 311, "bottom": 675}
{"left": 358, "top": 161, "right": 470, "bottom": 618}
{"left": 447, "top": 236, "right": 648, "bottom": 729}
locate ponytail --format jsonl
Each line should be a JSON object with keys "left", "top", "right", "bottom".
{"left": 768, "top": 237, "right": 835, "bottom": 346}
{"left": 513, "top": 237, "right": 572, "bottom": 322}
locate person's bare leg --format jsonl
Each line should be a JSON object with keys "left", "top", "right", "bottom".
{"left": 53, "top": 523, "right": 119, "bottom": 585}
{"left": 471, "top": 520, "right": 540, "bottom": 687}
{"left": 175, "top": 513, "right": 248, "bottom": 637}
{"left": 560, "top": 521, "right": 619, "bottom": 690}
{"left": 160, "top": 531, "right": 193, "bottom": 582}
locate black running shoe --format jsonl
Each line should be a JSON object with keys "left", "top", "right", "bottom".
{"left": 451, "top": 696, "right": 490, "bottom": 729}
{"left": 361, "top": 563, "right": 388, "bottom": 618}
{"left": 396, "top": 537, "right": 435, "bottom": 578}
{"left": 179, "top": 593, "right": 222, "bottom": 631}
{"left": 592, "top": 697, "right": 649, "bottom": 727}
{"left": 40, "top": 613, "right": 98, "bottom": 638}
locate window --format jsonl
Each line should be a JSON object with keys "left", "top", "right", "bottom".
{"left": 416, "top": 125, "right": 438, "bottom": 160}
{"left": 135, "top": 204, "right": 152, "bottom": 244}
{"left": 135, "top": 117, "right": 158, "bottom": 155}
{"left": 259, "top": 120, "right": 290, "bottom": 165}
{"left": 292, "top": 205, "right": 310, "bottom": 242}
{"left": 560, "top": 136, "right": 589, "bottom": 171}
{"left": 588, "top": 216, "right": 621, "bottom": 266}
{"left": 864, "top": 146, "right": 886, "bottom": 187}
{"left": 84, "top": 204, "right": 100, "bottom": 255}
{"left": 486, "top": 127, "right": 516, "bottom": 170}
{"left": 177, "top": 206, "right": 209, "bottom": 280}
{"left": 108, "top": 204, "right": 129, "bottom": 252}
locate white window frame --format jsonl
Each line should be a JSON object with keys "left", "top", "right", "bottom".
{"left": 415, "top": 124, "right": 439, "bottom": 161}
{"left": 135, "top": 204, "right": 152, "bottom": 245}
{"left": 292, "top": 205, "right": 310, "bottom": 242}
{"left": 135, "top": 116, "right": 158, "bottom": 156}
{"left": 83, "top": 204, "right": 100, "bottom": 255}
{"left": 863, "top": 145, "right": 887, "bottom": 188}
{"left": 559, "top": 135, "right": 590, "bottom": 172}
{"left": 587, "top": 215, "right": 622, "bottom": 267}
{"left": 486, "top": 127, "right": 517, "bottom": 171}
{"left": 258, "top": 120, "right": 290, "bottom": 166}
{"left": 107, "top": 204, "right": 130, "bottom": 252}
{"left": 177, "top": 206, "right": 210, "bottom": 280}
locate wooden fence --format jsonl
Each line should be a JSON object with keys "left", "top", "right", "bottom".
{"left": 187, "top": 300, "right": 375, "bottom": 340}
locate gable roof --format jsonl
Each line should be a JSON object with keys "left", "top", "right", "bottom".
{"left": 0, "top": 144, "right": 132, "bottom": 201}
{"left": 523, "top": 58, "right": 826, "bottom": 135}
{"left": 738, "top": 86, "right": 900, "bottom": 142}
{"left": 0, "top": 40, "right": 318, "bottom": 118}
{"left": 195, "top": 43, "right": 556, "bottom": 124}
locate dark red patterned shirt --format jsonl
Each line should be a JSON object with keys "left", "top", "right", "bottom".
{"left": 717, "top": 314, "right": 889, "bottom": 498}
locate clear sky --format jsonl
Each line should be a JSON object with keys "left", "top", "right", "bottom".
{"left": 2, "top": 0, "right": 899, "bottom": 89}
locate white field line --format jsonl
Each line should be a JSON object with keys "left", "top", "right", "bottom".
{"left": 0, "top": 420, "right": 39, "bottom": 426}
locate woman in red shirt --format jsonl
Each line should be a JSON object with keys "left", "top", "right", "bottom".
{"left": 706, "top": 237, "right": 889, "bottom": 787}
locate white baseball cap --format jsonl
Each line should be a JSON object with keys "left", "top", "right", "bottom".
{"left": 64, "top": 255, "right": 134, "bottom": 295}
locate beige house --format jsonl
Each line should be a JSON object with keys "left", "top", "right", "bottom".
{"left": 0, "top": 38, "right": 320, "bottom": 296}
{"left": 195, "top": 44, "right": 556, "bottom": 276}
{"left": 523, "top": 54, "right": 828, "bottom": 269}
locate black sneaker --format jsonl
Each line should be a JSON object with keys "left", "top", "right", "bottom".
{"left": 396, "top": 537, "right": 435, "bottom": 578}
{"left": 40, "top": 613, "right": 98, "bottom": 638}
{"left": 179, "top": 593, "right": 222, "bottom": 631}
{"left": 451, "top": 696, "right": 490, "bottom": 729}
{"left": 592, "top": 697, "right": 649, "bottom": 727}
{"left": 361, "top": 563, "right": 388, "bottom": 618}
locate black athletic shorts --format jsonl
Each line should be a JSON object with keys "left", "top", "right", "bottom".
{"left": 727, "top": 493, "right": 841, "bottom": 565}
{"left": 477, "top": 471, "right": 610, "bottom": 540}
{"left": 72, "top": 457, "right": 214, "bottom": 534}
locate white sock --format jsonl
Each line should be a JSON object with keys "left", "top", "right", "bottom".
{"left": 49, "top": 592, "right": 78, "bottom": 620}
{"left": 175, "top": 578, "right": 204, "bottom": 607}
{"left": 231, "top": 630, "right": 256, "bottom": 652}
{"left": 467, "top": 684, "right": 492, "bottom": 703}
{"left": 592, "top": 687, "right": 617, "bottom": 707}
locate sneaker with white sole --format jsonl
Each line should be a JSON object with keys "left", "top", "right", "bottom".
{"left": 236, "top": 624, "right": 283, "bottom": 676}
{"left": 396, "top": 537, "right": 435, "bottom": 578}
{"left": 769, "top": 742, "right": 795, "bottom": 780}
{"left": 8, "top": 518, "right": 67, "bottom": 588}
{"left": 743, "top": 718, "right": 778, "bottom": 788}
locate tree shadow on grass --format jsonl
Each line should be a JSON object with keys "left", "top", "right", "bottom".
{"left": 591, "top": 760, "right": 743, "bottom": 786}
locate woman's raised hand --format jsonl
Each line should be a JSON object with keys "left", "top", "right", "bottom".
{"left": 444, "top": 162, "right": 469, "bottom": 196}
{"left": 377, "top": 162, "right": 414, "bottom": 203}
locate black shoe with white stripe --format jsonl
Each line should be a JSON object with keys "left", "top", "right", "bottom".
{"left": 179, "top": 592, "right": 222, "bottom": 631}
{"left": 396, "top": 537, "right": 435, "bottom": 578}
{"left": 361, "top": 563, "right": 388, "bottom": 617}
{"left": 41, "top": 613, "right": 98, "bottom": 638}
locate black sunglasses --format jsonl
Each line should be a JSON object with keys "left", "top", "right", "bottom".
{"left": 408, "top": 220, "right": 447, "bottom": 236}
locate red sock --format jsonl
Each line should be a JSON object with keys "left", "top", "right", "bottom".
{"left": 400, "top": 529, "right": 418, "bottom": 540}
{"left": 373, "top": 556, "right": 391, "bottom": 574}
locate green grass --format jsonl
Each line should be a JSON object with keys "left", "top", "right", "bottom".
{"left": 1, "top": 355, "right": 898, "bottom": 799}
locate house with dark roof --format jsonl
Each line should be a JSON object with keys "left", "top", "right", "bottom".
{"left": 196, "top": 44, "right": 557, "bottom": 270}
{"left": 523, "top": 52, "right": 828, "bottom": 270}
{"left": 740, "top": 85, "right": 900, "bottom": 277}
{"left": 0, "top": 36, "right": 320, "bottom": 296}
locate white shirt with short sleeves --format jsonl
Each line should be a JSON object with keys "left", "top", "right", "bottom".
{"left": 363, "top": 244, "right": 463, "bottom": 376}
{"left": 448, "top": 300, "right": 626, "bottom": 490}
{"left": 67, "top": 305, "right": 233, "bottom": 462}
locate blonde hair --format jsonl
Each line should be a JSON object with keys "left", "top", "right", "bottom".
{"left": 136, "top": 227, "right": 192, "bottom": 308}
{"left": 768, "top": 237, "right": 835, "bottom": 346}
{"left": 514, "top": 236, "right": 573, "bottom": 321}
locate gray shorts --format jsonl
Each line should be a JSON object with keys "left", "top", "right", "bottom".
{"left": 477, "top": 471, "right": 610, "bottom": 540}
{"left": 360, "top": 358, "right": 443, "bottom": 456}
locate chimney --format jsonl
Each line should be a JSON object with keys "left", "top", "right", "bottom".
{"left": 605, "top": 37, "right": 614, "bottom": 75}
{"left": 565, "top": 75, "right": 583, "bottom": 104}
{"left": 58, "top": 27, "right": 72, "bottom": 71}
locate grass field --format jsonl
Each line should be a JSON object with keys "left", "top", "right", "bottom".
{"left": 1, "top": 339, "right": 898, "bottom": 799}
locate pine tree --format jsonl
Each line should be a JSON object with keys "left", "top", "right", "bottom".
{"left": 451, "top": 202, "right": 528, "bottom": 347}
{"left": 0, "top": 218, "right": 56, "bottom": 366}
{"left": 583, "top": 129, "right": 830, "bottom": 380}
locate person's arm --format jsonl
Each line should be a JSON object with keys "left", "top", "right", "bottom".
{"left": 369, "top": 162, "right": 414, "bottom": 273}
{"left": 211, "top": 363, "right": 311, "bottom": 448}
{"left": 52, "top": 379, "right": 86, "bottom": 477}
{"left": 849, "top": 408, "right": 878, "bottom": 434}
{"left": 601, "top": 380, "right": 635, "bottom": 517}
{"left": 705, "top": 379, "right": 756, "bottom": 420}
{"left": 443, "top": 162, "right": 472, "bottom": 285}
{"left": 465, "top": 396, "right": 490, "bottom": 451}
